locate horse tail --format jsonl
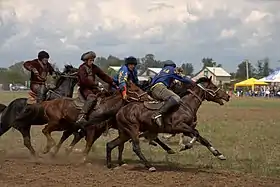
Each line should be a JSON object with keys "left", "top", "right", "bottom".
{"left": 0, "top": 103, "right": 6, "bottom": 113}
{"left": 0, "top": 103, "right": 7, "bottom": 136}
{"left": 0, "top": 98, "right": 27, "bottom": 135}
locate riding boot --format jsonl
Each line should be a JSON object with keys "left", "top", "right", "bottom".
{"left": 76, "top": 98, "right": 97, "bottom": 125}
{"left": 152, "top": 97, "right": 180, "bottom": 127}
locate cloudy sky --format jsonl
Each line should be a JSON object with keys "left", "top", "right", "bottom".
{"left": 0, "top": 0, "right": 279, "bottom": 73}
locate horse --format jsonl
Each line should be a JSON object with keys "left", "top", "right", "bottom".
{"left": 106, "top": 76, "right": 230, "bottom": 171}
{"left": 0, "top": 64, "right": 79, "bottom": 156}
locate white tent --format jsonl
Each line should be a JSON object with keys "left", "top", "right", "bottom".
{"left": 258, "top": 68, "right": 280, "bottom": 82}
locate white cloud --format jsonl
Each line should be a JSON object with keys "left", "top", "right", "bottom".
{"left": 0, "top": 0, "right": 279, "bottom": 71}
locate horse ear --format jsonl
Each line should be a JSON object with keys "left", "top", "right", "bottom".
{"left": 209, "top": 76, "right": 212, "bottom": 80}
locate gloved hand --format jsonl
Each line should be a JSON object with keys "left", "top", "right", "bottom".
{"left": 122, "top": 93, "right": 128, "bottom": 100}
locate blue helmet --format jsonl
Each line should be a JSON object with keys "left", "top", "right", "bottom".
{"left": 164, "top": 61, "right": 176, "bottom": 68}
{"left": 125, "top": 56, "right": 137, "bottom": 65}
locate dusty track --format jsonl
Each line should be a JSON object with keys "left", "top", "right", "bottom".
{"left": 0, "top": 153, "right": 280, "bottom": 187}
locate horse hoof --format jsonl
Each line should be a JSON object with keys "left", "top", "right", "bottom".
{"left": 167, "top": 150, "right": 176, "bottom": 154}
{"left": 120, "top": 163, "right": 128, "bottom": 167}
{"left": 86, "top": 163, "right": 92, "bottom": 167}
{"left": 217, "top": 154, "right": 226, "bottom": 160}
{"left": 107, "top": 164, "right": 113, "bottom": 169}
{"left": 148, "top": 167, "right": 156, "bottom": 172}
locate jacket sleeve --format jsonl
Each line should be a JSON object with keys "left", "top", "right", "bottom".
{"left": 95, "top": 66, "right": 113, "bottom": 85}
{"left": 77, "top": 66, "right": 96, "bottom": 87}
{"left": 48, "top": 63, "right": 55, "bottom": 75}
{"left": 134, "top": 69, "right": 139, "bottom": 85}
{"left": 172, "top": 74, "right": 193, "bottom": 84}
{"left": 118, "top": 68, "right": 128, "bottom": 90}
{"left": 23, "top": 60, "right": 36, "bottom": 72}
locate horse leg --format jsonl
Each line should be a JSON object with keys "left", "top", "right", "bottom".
{"left": 81, "top": 127, "right": 103, "bottom": 163}
{"left": 65, "top": 131, "right": 85, "bottom": 156}
{"left": 193, "top": 130, "right": 226, "bottom": 160}
{"left": 106, "top": 134, "right": 130, "bottom": 169}
{"left": 17, "top": 126, "right": 37, "bottom": 157}
{"left": 153, "top": 137, "right": 175, "bottom": 154}
{"left": 42, "top": 122, "right": 57, "bottom": 154}
{"left": 51, "top": 130, "right": 73, "bottom": 157}
{"left": 128, "top": 127, "right": 155, "bottom": 172}
{"left": 117, "top": 141, "right": 126, "bottom": 166}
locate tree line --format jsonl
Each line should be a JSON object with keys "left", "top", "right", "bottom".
{"left": 0, "top": 54, "right": 276, "bottom": 85}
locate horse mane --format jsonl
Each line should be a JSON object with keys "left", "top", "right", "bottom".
{"left": 63, "top": 64, "right": 74, "bottom": 74}
{"left": 195, "top": 77, "right": 210, "bottom": 84}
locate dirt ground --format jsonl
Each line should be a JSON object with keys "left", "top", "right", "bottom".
{"left": 1, "top": 153, "right": 280, "bottom": 187}
{"left": 1, "top": 93, "right": 280, "bottom": 186}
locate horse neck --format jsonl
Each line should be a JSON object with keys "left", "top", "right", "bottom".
{"left": 53, "top": 78, "right": 75, "bottom": 98}
{"left": 181, "top": 85, "right": 205, "bottom": 114}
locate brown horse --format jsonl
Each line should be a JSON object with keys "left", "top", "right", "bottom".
{"left": 106, "top": 76, "right": 230, "bottom": 171}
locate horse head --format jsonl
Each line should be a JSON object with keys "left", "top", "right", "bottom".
{"left": 53, "top": 64, "right": 79, "bottom": 98}
{"left": 195, "top": 76, "right": 230, "bottom": 105}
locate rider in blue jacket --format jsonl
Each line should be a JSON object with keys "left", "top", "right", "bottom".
{"left": 149, "top": 61, "right": 194, "bottom": 127}
{"left": 113, "top": 56, "right": 139, "bottom": 100}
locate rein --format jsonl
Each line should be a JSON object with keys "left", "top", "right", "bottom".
{"left": 179, "top": 83, "right": 221, "bottom": 115}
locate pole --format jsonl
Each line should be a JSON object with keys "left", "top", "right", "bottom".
{"left": 246, "top": 59, "right": 249, "bottom": 79}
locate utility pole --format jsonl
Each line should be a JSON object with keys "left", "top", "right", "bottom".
{"left": 245, "top": 59, "right": 249, "bottom": 79}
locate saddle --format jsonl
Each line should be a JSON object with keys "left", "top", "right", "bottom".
{"left": 27, "top": 91, "right": 37, "bottom": 104}
{"left": 72, "top": 90, "right": 101, "bottom": 110}
{"left": 143, "top": 100, "right": 165, "bottom": 110}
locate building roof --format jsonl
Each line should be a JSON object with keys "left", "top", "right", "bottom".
{"left": 147, "top": 68, "right": 162, "bottom": 74}
{"left": 205, "top": 67, "right": 230, "bottom": 77}
{"left": 108, "top": 66, "right": 121, "bottom": 71}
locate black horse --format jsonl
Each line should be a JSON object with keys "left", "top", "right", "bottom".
{"left": 0, "top": 65, "right": 78, "bottom": 155}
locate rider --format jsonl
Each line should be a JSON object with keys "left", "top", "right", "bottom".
{"left": 113, "top": 56, "right": 139, "bottom": 100}
{"left": 23, "top": 50, "right": 57, "bottom": 103}
{"left": 76, "top": 51, "right": 116, "bottom": 123}
{"left": 149, "top": 61, "right": 195, "bottom": 127}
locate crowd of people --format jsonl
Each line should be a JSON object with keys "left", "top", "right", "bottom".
{"left": 235, "top": 85, "right": 280, "bottom": 97}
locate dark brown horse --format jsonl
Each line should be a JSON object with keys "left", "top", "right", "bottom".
{"left": 106, "top": 76, "right": 230, "bottom": 171}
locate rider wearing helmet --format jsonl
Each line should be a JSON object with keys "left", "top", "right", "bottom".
{"left": 113, "top": 56, "right": 139, "bottom": 100}
{"left": 23, "top": 50, "right": 57, "bottom": 103}
{"left": 76, "top": 51, "right": 116, "bottom": 123}
{"left": 149, "top": 61, "right": 195, "bottom": 127}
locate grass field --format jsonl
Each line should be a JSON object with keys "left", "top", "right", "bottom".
{"left": 0, "top": 91, "right": 280, "bottom": 186}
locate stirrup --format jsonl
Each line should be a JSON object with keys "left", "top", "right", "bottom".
{"left": 76, "top": 115, "right": 86, "bottom": 123}
{"left": 153, "top": 114, "right": 162, "bottom": 119}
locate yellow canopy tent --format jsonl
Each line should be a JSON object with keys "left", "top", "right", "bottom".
{"left": 234, "top": 78, "right": 268, "bottom": 90}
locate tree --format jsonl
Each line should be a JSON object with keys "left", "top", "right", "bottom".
{"left": 181, "top": 63, "right": 194, "bottom": 76}
{"left": 256, "top": 60, "right": 264, "bottom": 78}
{"left": 235, "top": 60, "right": 256, "bottom": 80}
{"left": 139, "top": 54, "right": 163, "bottom": 74}
{"left": 255, "top": 57, "right": 273, "bottom": 78}
{"left": 201, "top": 58, "right": 222, "bottom": 68}
{"left": 262, "top": 57, "right": 272, "bottom": 77}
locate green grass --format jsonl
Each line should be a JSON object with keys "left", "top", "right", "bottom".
{"left": 0, "top": 92, "right": 280, "bottom": 177}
